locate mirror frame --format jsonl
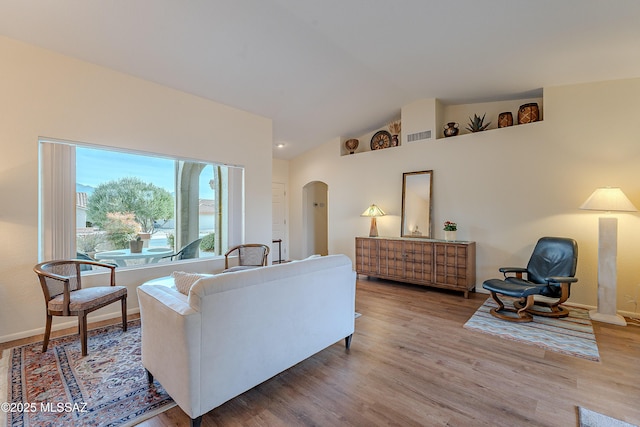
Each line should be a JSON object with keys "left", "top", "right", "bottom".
{"left": 401, "top": 170, "right": 433, "bottom": 238}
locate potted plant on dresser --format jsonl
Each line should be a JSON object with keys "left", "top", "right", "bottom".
{"left": 443, "top": 220, "right": 457, "bottom": 241}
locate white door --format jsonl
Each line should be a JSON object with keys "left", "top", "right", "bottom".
{"left": 272, "top": 182, "right": 287, "bottom": 263}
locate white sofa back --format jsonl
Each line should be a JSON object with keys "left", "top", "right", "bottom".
{"left": 137, "top": 254, "right": 356, "bottom": 421}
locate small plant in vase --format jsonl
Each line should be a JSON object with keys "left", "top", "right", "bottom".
{"left": 130, "top": 235, "right": 144, "bottom": 253}
{"left": 466, "top": 113, "right": 491, "bottom": 133}
{"left": 443, "top": 221, "right": 457, "bottom": 241}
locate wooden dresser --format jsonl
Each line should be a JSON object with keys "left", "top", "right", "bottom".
{"left": 355, "top": 237, "right": 476, "bottom": 298}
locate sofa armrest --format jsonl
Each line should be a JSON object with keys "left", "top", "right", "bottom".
{"left": 136, "top": 284, "right": 203, "bottom": 418}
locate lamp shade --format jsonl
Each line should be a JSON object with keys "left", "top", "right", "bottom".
{"left": 580, "top": 187, "right": 637, "bottom": 212}
{"left": 361, "top": 204, "right": 386, "bottom": 217}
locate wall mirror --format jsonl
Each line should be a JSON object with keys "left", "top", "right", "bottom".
{"left": 401, "top": 170, "right": 433, "bottom": 238}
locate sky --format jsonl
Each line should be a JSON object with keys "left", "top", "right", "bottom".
{"left": 76, "top": 146, "right": 214, "bottom": 195}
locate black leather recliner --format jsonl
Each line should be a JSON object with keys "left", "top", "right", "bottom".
{"left": 482, "top": 237, "right": 578, "bottom": 322}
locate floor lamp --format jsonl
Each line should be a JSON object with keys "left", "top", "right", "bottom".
{"left": 580, "top": 187, "right": 637, "bottom": 326}
{"left": 361, "top": 204, "right": 386, "bottom": 237}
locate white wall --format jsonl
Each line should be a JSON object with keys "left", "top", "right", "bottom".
{"left": 289, "top": 77, "right": 640, "bottom": 316}
{"left": 0, "top": 36, "right": 273, "bottom": 342}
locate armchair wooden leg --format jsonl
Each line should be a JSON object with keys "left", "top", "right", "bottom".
{"left": 43, "top": 314, "right": 52, "bottom": 352}
{"left": 516, "top": 296, "right": 535, "bottom": 320}
{"left": 79, "top": 313, "right": 88, "bottom": 356}
{"left": 121, "top": 296, "right": 127, "bottom": 332}
{"left": 489, "top": 292, "right": 534, "bottom": 322}
{"left": 490, "top": 291, "right": 505, "bottom": 312}
{"left": 513, "top": 284, "right": 571, "bottom": 318}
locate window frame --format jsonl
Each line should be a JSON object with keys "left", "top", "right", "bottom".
{"left": 39, "top": 138, "right": 244, "bottom": 267}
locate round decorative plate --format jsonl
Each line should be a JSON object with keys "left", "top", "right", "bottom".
{"left": 370, "top": 130, "right": 392, "bottom": 150}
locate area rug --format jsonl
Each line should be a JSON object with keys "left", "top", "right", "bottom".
{"left": 579, "top": 407, "right": 638, "bottom": 427}
{"left": 464, "top": 297, "right": 600, "bottom": 361}
{"left": 0, "top": 319, "right": 176, "bottom": 427}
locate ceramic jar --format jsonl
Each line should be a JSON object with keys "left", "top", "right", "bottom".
{"left": 498, "top": 112, "right": 513, "bottom": 128}
{"left": 345, "top": 138, "right": 359, "bottom": 154}
{"left": 443, "top": 122, "right": 459, "bottom": 138}
{"left": 518, "top": 103, "right": 539, "bottom": 124}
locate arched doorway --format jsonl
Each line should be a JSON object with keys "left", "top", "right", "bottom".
{"left": 302, "top": 181, "right": 328, "bottom": 257}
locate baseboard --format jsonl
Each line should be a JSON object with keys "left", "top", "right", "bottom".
{"left": 0, "top": 308, "right": 140, "bottom": 344}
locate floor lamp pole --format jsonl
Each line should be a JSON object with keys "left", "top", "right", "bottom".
{"left": 589, "top": 216, "right": 627, "bottom": 326}
{"left": 580, "top": 186, "right": 637, "bottom": 326}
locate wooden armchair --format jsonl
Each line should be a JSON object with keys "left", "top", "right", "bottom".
{"left": 224, "top": 244, "right": 270, "bottom": 271}
{"left": 34, "top": 259, "right": 128, "bottom": 356}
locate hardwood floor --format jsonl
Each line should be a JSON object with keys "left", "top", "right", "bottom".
{"left": 4, "top": 278, "right": 640, "bottom": 426}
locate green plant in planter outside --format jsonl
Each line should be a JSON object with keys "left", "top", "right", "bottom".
{"left": 200, "top": 233, "right": 215, "bottom": 252}
{"left": 129, "top": 235, "right": 144, "bottom": 253}
{"left": 104, "top": 212, "right": 140, "bottom": 249}
{"left": 166, "top": 232, "right": 175, "bottom": 250}
{"left": 466, "top": 113, "right": 491, "bottom": 133}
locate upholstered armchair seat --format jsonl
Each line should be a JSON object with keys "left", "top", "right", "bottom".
{"left": 483, "top": 278, "right": 548, "bottom": 298}
{"left": 47, "top": 286, "right": 127, "bottom": 313}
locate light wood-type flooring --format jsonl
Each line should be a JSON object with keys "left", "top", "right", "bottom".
{"left": 3, "top": 278, "right": 640, "bottom": 426}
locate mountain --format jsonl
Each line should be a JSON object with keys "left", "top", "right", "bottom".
{"left": 76, "top": 183, "right": 95, "bottom": 195}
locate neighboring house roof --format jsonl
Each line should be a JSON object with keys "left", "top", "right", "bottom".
{"left": 77, "top": 192, "right": 88, "bottom": 209}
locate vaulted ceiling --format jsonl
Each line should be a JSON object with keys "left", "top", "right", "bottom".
{"left": 1, "top": 1, "right": 640, "bottom": 159}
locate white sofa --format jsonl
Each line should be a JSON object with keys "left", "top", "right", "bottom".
{"left": 136, "top": 254, "right": 356, "bottom": 426}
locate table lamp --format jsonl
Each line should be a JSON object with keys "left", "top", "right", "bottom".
{"left": 361, "top": 204, "right": 385, "bottom": 237}
{"left": 580, "top": 187, "right": 637, "bottom": 326}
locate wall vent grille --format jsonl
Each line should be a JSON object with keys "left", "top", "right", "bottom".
{"left": 407, "top": 130, "right": 432, "bottom": 142}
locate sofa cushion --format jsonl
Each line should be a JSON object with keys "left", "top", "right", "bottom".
{"left": 171, "top": 271, "right": 210, "bottom": 295}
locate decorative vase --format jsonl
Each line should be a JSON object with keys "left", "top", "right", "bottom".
{"left": 443, "top": 122, "right": 459, "bottom": 138}
{"left": 444, "top": 230, "right": 457, "bottom": 241}
{"left": 345, "top": 138, "right": 359, "bottom": 154}
{"left": 518, "top": 103, "right": 539, "bottom": 124}
{"left": 391, "top": 134, "right": 399, "bottom": 147}
{"left": 498, "top": 112, "right": 513, "bottom": 128}
{"left": 130, "top": 240, "right": 143, "bottom": 253}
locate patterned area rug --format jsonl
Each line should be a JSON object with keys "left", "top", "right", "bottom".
{"left": 0, "top": 319, "right": 175, "bottom": 427}
{"left": 464, "top": 297, "right": 600, "bottom": 361}
{"left": 579, "top": 407, "right": 639, "bottom": 427}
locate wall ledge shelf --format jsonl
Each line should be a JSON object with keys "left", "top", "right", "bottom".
{"left": 339, "top": 92, "right": 543, "bottom": 156}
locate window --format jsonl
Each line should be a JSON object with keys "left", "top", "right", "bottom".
{"left": 39, "top": 139, "right": 244, "bottom": 267}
